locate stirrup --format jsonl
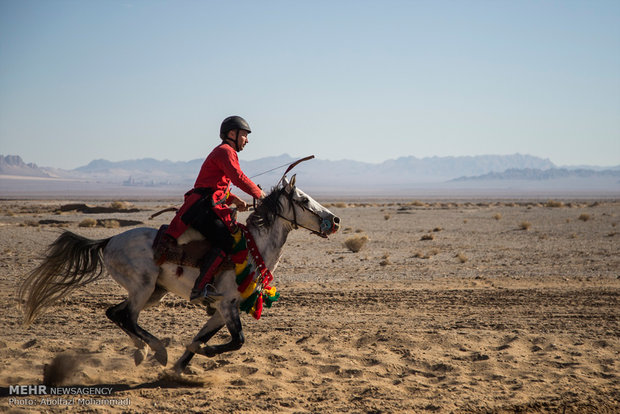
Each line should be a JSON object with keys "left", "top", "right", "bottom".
{"left": 190, "top": 284, "right": 223, "bottom": 305}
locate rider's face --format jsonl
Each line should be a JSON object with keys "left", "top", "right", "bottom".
{"left": 227, "top": 129, "right": 249, "bottom": 151}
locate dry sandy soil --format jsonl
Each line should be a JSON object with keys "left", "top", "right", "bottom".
{"left": 0, "top": 198, "right": 618, "bottom": 413}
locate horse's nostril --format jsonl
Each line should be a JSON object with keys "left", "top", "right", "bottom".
{"left": 333, "top": 216, "right": 341, "bottom": 224}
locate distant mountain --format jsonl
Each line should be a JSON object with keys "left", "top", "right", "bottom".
{"left": 0, "top": 155, "right": 51, "bottom": 178}
{"left": 453, "top": 168, "right": 620, "bottom": 181}
{"left": 3, "top": 153, "right": 618, "bottom": 194}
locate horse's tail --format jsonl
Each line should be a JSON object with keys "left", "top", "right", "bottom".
{"left": 19, "top": 230, "right": 112, "bottom": 326}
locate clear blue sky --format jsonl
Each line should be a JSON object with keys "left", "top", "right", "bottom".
{"left": 1, "top": 0, "right": 619, "bottom": 169}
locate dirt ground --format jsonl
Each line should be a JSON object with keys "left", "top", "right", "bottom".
{"left": 0, "top": 198, "right": 618, "bottom": 413}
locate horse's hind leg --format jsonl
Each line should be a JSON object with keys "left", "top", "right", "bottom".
{"left": 105, "top": 286, "right": 168, "bottom": 367}
{"left": 106, "top": 301, "right": 149, "bottom": 365}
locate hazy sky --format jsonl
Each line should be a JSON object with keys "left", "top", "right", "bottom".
{"left": 1, "top": 0, "right": 619, "bottom": 169}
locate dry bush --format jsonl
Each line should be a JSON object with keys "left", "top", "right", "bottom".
{"left": 519, "top": 222, "right": 532, "bottom": 231}
{"left": 79, "top": 218, "right": 97, "bottom": 228}
{"left": 570, "top": 233, "right": 578, "bottom": 239}
{"left": 110, "top": 201, "right": 129, "bottom": 210}
{"left": 355, "top": 229, "right": 364, "bottom": 233}
{"left": 379, "top": 253, "right": 391, "bottom": 266}
{"left": 344, "top": 235, "right": 369, "bottom": 252}
{"left": 463, "top": 219, "right": 468, "bottom": 224}
{"left": 101, "top": 219, "right": 120, "bottom": 229}
{"left": 409, "top": 200, "right": 425, "bottom": 207}
{"left": 432, "top": 227, "right": 443, "bottom": 232}
{"left": 493, "top": 213, "right": 502, "bottom": 220}
{"left": 333, "top": 202, "right": 348, "bottom": 208}
{"left": 456, "top": 253, "right": 468, "bottom": 263}
{"left": 545, "top": 200, "right": 564, "bottom": 208}
{"left": 23, "top": 220, "right": 40, "bottom": 227}
{"left": 421, "top": 234, "right": 434, "bottom": 241}
{"left": 578, "top": 213, "right": 591, "bottom": 222}
{"left": 384, "top": 214, "right": 391, "bottom": 220}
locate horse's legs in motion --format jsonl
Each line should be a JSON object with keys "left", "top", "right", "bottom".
{"left": 105, "top": 282, "right": 169, "bottom": 366}
{"left": 173, "top": 312, "right": 225, "bottom": 374}
{"left": 173, "top": 299, "right": 245, "bottom": 374}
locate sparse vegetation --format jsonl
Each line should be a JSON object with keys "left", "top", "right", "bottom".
{"left": 545, "top": 200, "right": 564, "bottom": 208}
{"left": 421, "top": 234, "right": 434, "bottom": 241}
{"left": 110, "top": 201, "right": 131, "bottom": 210}
{"left": 493, "top": 213, "right": 502, "bottom": 220}
{"left": 432, "top": 227, "right": 443, "bottom": 232}
{"left": 344, "top": 235, "right": 369, "bottom": 253}
{"left": 333, "top": 202, "right": 348, "bottom": 208}
{"left": 101, "top": 219, "right": 121, "bottom": 229}
{"left": 79, "top": 218, "right": 97, "bottom": 228}
{"left": 379, "top": 253, "right": 391, "bottom": 266}
{"left": 519, "top": 222, "right": 532, "bottom": 231}
{"left": 456, "top": 253, "right": 468, "bottom": 263}
{"left": 578, "top": 213, "right": 591, "bottom": 222}
{"left": 384, "top": 214, "right": 391, "bottom": 220}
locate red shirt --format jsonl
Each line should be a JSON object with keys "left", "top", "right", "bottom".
{"left": 195, "top": 143, "right": 263, "bottom": 203}
{"left": 165, "top": 142, "right": 262, "bottom": 239}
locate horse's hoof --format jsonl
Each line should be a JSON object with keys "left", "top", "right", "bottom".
{"left": 134, "top": 348, "right": 148, "bottom": 366}
{"left": 154, "top": 348, "right": 168, "bottom": 366}
{"left": 196, "top": 345, "right": 217, "bottom": 358}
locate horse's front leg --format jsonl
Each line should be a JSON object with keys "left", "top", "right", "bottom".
{"left": 172, "top": 312, "right": 225, "bottom": 374}
{"left": 194, "top": 299, "right": 245, "bottom": 358}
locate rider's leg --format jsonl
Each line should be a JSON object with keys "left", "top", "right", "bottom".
{"left": 189, "top": 209, "right": 235, "bottom": 304}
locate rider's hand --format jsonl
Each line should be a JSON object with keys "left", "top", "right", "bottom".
{"left": 236, "top": 200, "right": 249, "bottom": 212}
{"left": 259, "top": 190, "right": 266, "bottom": 199}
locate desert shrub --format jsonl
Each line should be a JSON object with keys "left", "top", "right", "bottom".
{"left": 456, "top": 253, "right": 468, "bottom": 263}
{"left": 421, "top": 234, "right": 434, "bottom": 241}
{"left": 493, "top": 213, "right": 502, "bottom": 220}
{"left": 432, "top": 227, "right": 443, "bottom": 232}
{"left": 79, "top": 218, "right": 97, "bottom": 228}
{"left": 110, "top": 201, "right": 127, "bottom": 210}
{"left": 545, "top": 200, "right": 564, "bottom": 208}
{"left": 409, "top": 200, "right": 425, "bottom": 207}
{"left": 379, "top": 253, "right": 391, "bottom": 266}
{"left": 101, "top": 219, "right": 120, "bottom": 228}
{"left": 578, "top": 213, "right": 591, "bottom": 222}
{"left": 344, "top": 235, "right": 369, "bottom": 252}
{"left": 23, "top": 220, "right": 40, "bottom": 227}
{"left": 519, "top": 222, "right": 531, "bottom": 230}
{"left": 333, "top": 202, "right": 348, "bottom": 208}
{"left": 384, "top": 214, "right": 391, "bottom": 220}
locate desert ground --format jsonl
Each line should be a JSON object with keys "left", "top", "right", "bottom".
{"left": 0, "top": 197, "right": 618, "bottom": 413}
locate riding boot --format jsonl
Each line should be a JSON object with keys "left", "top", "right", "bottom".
{"left": 190, "top": 248, "right": 226, "bottom": 305}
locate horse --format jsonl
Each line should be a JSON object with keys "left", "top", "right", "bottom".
{"left": 18, "top": 175, "right": 340, "bottom": 375}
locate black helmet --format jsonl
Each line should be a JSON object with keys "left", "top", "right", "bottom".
{"left": 220, "top": 116, "right": 251, "bottom": 139}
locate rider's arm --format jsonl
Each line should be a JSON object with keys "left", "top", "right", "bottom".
{"left": 215, "top": 146, "right": 263, "bottom": 199}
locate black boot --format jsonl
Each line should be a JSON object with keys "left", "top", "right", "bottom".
{"left": 190, "top": 249, "right": 225, "bottom": 305}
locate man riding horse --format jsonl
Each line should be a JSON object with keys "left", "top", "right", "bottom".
{"left": 164, "top": 116, "right": 266, "bottom": 304}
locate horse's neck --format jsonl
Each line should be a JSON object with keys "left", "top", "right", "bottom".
{"left": 248, "top": 218, "right": 293, "bottom": 271}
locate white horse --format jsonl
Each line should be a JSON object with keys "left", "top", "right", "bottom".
{"left": 19, "top": 176, "right": 340, "bottom": 375}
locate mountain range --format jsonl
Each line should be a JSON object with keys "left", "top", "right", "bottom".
{"left": 1, "top": 154, "right": 619, "bottom": 195}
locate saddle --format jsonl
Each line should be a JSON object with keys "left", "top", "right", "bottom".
{"left": 153, "top": 225, "right": 229, "bottom": 270}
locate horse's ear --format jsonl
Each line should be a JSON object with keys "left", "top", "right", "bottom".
{"left": 290, "top": 174, "right": 297, "bottom": 188}
{"left": 281, "top": 175, "right": 289, "bottom": 187}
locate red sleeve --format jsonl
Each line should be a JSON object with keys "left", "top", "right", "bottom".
{"left": 215, "top": 146, "right": 263, "bottom": 199}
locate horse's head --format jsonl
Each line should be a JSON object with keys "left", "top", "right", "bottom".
{"left": 278, "top": 175, "right": 340, "bottom": 237}
{"left": 249, "top": 175, "right": 340, "bottom": 237}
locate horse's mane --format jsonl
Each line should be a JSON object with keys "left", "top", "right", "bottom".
{"left": 247, "top": 185, "right": 286, "bottom": 229}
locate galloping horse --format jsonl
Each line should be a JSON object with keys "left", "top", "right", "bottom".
{"left": 19, "top": 176, "right": 340, "bottom": 375}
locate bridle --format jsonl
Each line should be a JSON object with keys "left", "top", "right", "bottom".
{"left": 278, "top": 188, "right": 329, "bottom": 238}
{"left": 253, "top": 188, "right": 329, "bottom": 238}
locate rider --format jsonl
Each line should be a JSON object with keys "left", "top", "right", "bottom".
{"left": 165, "top": 116, "right": 266, "bottom": 304}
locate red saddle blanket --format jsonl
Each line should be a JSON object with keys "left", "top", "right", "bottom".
{"left": 152, "top": 225, "right": 213, "bottom": 268}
